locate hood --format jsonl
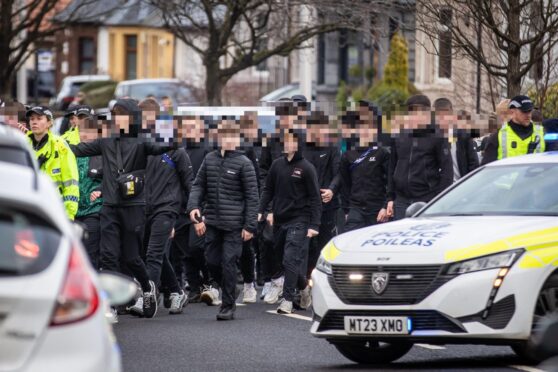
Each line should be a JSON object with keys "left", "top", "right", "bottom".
{"left": 332, "top": 216, "right": 558, "bottom": 264}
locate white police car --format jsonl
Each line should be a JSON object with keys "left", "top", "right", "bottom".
{"left": 311, "top": 153, "right": 558, "bottom": 364}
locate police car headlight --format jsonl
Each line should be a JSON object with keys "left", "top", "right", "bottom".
{"left": 316, "top": 255, "right": 332, "bottom": 275}
{"left": 316, "top": 240, "right": 340, "bottom": 275}
{"left": 446, "top": 249, "right": 524, "bottom": 275}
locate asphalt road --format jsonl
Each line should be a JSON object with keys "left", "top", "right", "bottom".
{"left": 113, "top": 290, "right": 547, "bottom": 372}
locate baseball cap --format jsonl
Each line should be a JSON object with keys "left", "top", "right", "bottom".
{"left": 26, "top": 105, "right": 54, "bottom": 120}
{"left": 509, "top": 95, "right": 534, "bottom": 112}
{"left": 406, "top": 94, "right": 431, "bottom": 110}
{"left": 291, "top": 94, "right": 307, "bottom": 102}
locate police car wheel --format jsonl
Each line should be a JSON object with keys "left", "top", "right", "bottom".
{"left": 332, "top": 340, "right": 413, "bottom": 364}
{"left": 512, "top": 274, "right": 558, "bottom": 363}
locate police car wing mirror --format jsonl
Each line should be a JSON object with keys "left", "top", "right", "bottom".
{"left": 98, "top": 271, "right": 138, "bottom": 306}
{"left": 405, "top": 202, "right": 427, "bottom": 218}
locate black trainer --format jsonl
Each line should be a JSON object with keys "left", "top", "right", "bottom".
{"left": 143, "top": 280, "right": 158, "bottom": 319}
{"left": 216, "top": 304, "right": 236, "bottom": 321}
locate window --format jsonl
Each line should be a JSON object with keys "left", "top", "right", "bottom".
{"left": 125, "top": 35, "right": 138, "bottom": 80}
{"left": 438, "top": 8, "right": 452, "bottom": 78}
{"left": 78, "top": 37, "right": 95, "bottom": 75}
{"left": 317, "top": 33, "right": 325, "bottom": 85}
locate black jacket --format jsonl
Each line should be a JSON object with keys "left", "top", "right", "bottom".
{"left": 70, "top": 137, "right": 171, "bottom": 206}
{"left": 186, "top": 143, "right": 211, "bottom": 178}
{"left": 145, "top": 148, "right": 193, "bottom": 215}
{"left": 187, "top": 150, "right": 259, "bottom": 233}
{"left": 259, "top": 137, "right": 283, "bottom": 183}
{"left": 245, "top": 146, "right": 262, "bottom": 193}
{"left": 340, "top": 145, "right": 390, "bottom": 212}
{"left": 302, "top": 146, "right": 342, "bottom": 210}
{"left": 454, "top": 134, "right": 479, "bottom": 178}
{"left": 259, "top": 152, "right": 322, "bottom": 231}
{"left": 388, "top": 130, "right": 453, "bottom": 202}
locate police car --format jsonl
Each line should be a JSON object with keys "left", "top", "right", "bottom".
{"left": 311, "top": 153, "right": 558, "bottom": 364}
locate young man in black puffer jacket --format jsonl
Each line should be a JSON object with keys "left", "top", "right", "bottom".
{"left": 187, "top": 119, "right": 259, "bottom": 321}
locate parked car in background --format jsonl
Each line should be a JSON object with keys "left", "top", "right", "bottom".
{"left": 259, "top": 82, "right": 316, "bottom": 102}
{"left": 27, "top": 70, "right": 56, "bottom": 99}
{"left": 51, "top": 75, "right": 111, "bottom": 111}
{"left": 113, "top": 78, "right": 197, "bottom": 109}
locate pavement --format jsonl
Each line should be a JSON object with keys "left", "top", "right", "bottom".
{"left": 113, "top": 290, "right": 547, "bottom": 372}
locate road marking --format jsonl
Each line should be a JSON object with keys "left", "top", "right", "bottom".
{"left": 416, "top": 344, "right": 446, "bottom": 350}
{"left": 266, "top": 310, "right": 313, "bottom": 321}
{"left": 235, "top": 303, "right": 246, "bottom": 306}
{"left": 509, "top": 365, "right": 546, "bottom": 372}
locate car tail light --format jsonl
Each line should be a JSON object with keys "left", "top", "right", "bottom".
{"left": 50, "top": 245, "right": 99, "bottom": 326}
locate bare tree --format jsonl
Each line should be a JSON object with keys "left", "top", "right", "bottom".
{"left": 416, "top": 0, "right": 558, "bottom": 97}
{"left": 149, "top": 0, "right": 395, "bottom": 105}
{"left": 0, "top": 0, "right": 106, "bottom": 99}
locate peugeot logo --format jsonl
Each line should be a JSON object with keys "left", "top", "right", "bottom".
{"left": 371, "top": 272, "right": 389, "bottom": 295}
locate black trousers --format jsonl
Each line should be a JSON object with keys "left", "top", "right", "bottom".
{"left": 99, "top": 205, "right": 150, "bottom": 292}
{"left": 205, "top": 226, "right": 243, "bottom": 307}
{"left": 171, "top": 223, "right": 208, "bottom": 293}
{"left": 307, "top": 208, "right": 337, "bottom": 278}
{"left": 144, "top": 211, "right": 180, "bottom": 293}
{"left": 272, "top": 222, "right": 309, "bottom": 302}
{"left": 344, "top": 206, "right": 383, "bottom": 232}
{"left": 76, "top": 214, "right": 101, "bottom": 270}
{"left": 240, "top": 239, "right": 255, "bottom": 284}
{"left": 258, "top": 219, "right": 275, "bottom": 282}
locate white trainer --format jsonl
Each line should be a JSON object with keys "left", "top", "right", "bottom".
{"left": 200, "top": 285, "right": 222, "bottom": 306}
{"left": 277, "top": 299, "right": 293, "bottom": 314}
{"left": 242, "top": 283, "right": 257, "bottom": 303}
{"left": 264, "top": 277, "right": 284, "bottom": 304}
{"left": 299, "top": 285, "right": 312, "bottom": 310}
{"left": 260, "top": 282, "right": 272, "bottom": 300}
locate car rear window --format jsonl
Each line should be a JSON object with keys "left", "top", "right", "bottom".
{"left": 0, "top": 147, "right": 33, "bottom": 168}
{"left": 0, "top": 209, "right": 61, "bottom": 277}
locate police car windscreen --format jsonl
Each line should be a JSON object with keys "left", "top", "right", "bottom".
{"left": 420, "top": 164, "right": 558, "bottom": 217}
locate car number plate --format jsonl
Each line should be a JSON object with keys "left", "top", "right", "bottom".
{"left": 344, "top": 316, "right": 409, "bottom": 335}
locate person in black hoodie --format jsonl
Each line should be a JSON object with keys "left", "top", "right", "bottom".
{"left": 69, "top": 98, "right": 176, "bottom": 319}
{"left": 258, "top": 129, "right": 322, "bottom": 314}
{"left": 187, "top": 119, "right": 259, "bottom": 321}
{"left": 128, "top": 99, "right": 193, "bottom": 316}
{"left": 433, "top": 98, "right": 479, "bottom": 182}
{"left": 302, "top": 111, "right": 341, "bottom": 277}
{"left": 387, "top": 95, "right": 453, "bottom": 220}
{"left": 170, "top": 114, "right": 211, "bottom": 303}
{"left": 340, "top": 103, "right": 391, "bottom": 231}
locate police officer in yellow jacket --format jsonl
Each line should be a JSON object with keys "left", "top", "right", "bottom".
{"left": 26, "top": 106, "right": 80, "bottom": 220}
{"left": 481, "top": 95, "right": 545, "bottom": 165}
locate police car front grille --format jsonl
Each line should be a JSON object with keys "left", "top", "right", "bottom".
{"left": 329, "top": 265, "right": 454, "bottom": 305}
{"left": 317, "top": 310, "right": 465, "bottom": 333}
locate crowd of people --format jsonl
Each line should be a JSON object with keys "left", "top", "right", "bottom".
{"left": 0, "top": 92, "right": 551, "bottom": 321}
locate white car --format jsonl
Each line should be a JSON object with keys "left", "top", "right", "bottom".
{"left": 0, "top": 130, "right": 135, "bottom": 372}
{"left": 52, "top": 75, "right": 111, "bottom": 110}
{"left": 311, "top": 153, "right": 558, "bottom": 364}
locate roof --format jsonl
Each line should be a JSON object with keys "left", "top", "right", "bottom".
{"left": 55, "top": 0, "right": 166, "bottom": 28}
{"left": 117, "top": 78, "right": 180, "bottom": 86}
{"left": 485, "top": 152, "right": 558, "bottom": 166}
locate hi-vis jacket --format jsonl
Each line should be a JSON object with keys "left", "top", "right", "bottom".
{"left": 28, "top": 131, "right": 79, "bottom": 220}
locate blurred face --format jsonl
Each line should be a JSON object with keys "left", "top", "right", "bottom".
{"left": 80, "top": 118, "right": 99, "bottom": 142}
{"left": 0, "top": 110, "right": 20, "bottom": 128}
{"left": 283, "top": 131, "right": 298, "bottom": 153}
{"left": 182, "top": 116, "right": 205, "bottom": 143}
{"left": 113, "top": 114, "right": 130, "bottom": 133}
{"left": 510, "top": 109, "right": 532, "bottom": 126}
{"left": 162, "top": 98, "right": 172, "bottom": 111}
{"left": 408, "top": 106, "right": 431, "bottom": 130}
{"left": 435, "top": 109, "right": 455, "bottom": 136}
{"left": 357, "top": 125, "right": 377, "bottom": 147}
{"left": 218, "top": 130, "right": 241, "bottom": 151}
{"left": 29, "top": 113, "right": 50, "bottom": 137}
